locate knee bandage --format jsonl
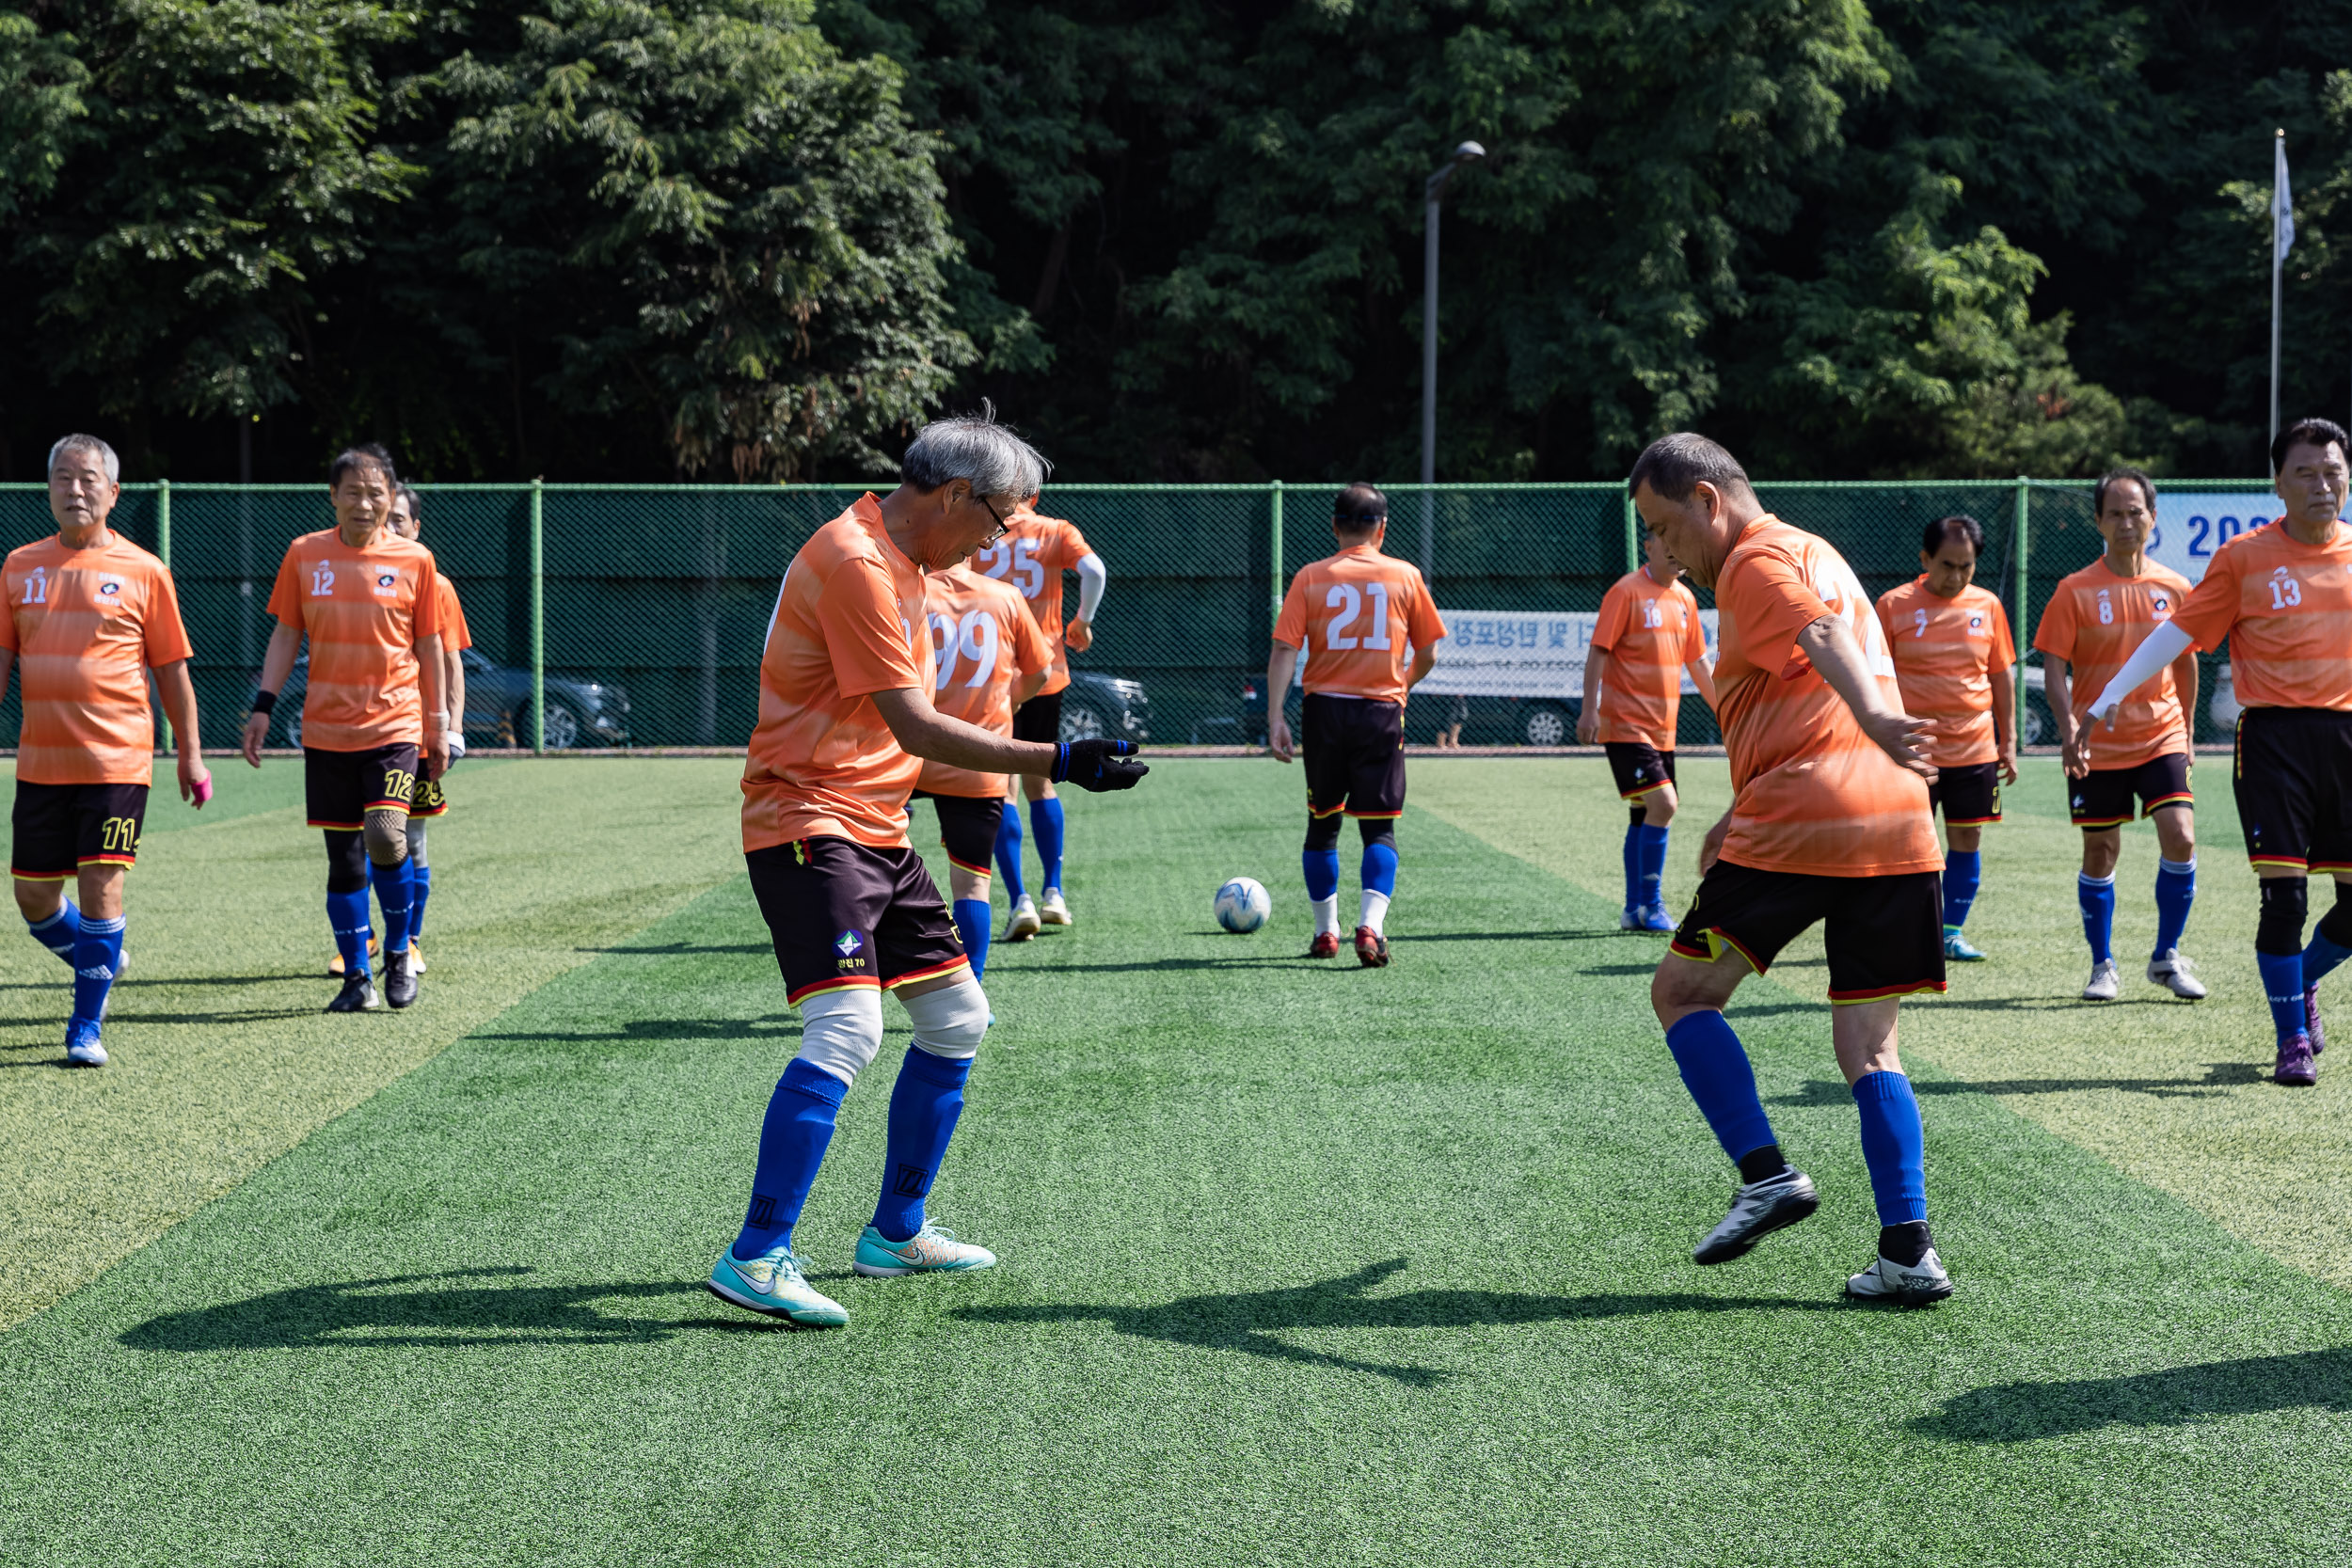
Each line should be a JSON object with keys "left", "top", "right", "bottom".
{"left": 898, "top": 974, "right": 990, "bottom": 1061}
{"left": 2258, "top": 877, "right": 2310, "bottom": 956}
{"left": 324, "top": 831, "right": 370, "bottom": 895}
{"left": 363, "top": 810, "right": 409, "bottom": 867}
{"left": 405, "top": 818, "right": 428, "bottom": 867}
{"left": 796, "top": 987, "right": 885, "bottom": 1085}
{"left": 1304, "top": 814, "right": 1343, "bottom": 853}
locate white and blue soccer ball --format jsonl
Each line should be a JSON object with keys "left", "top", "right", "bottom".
{"left": 1215, "top": 877, "right": 1272, "bottom": 934}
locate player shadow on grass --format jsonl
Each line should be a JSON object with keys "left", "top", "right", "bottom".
{"left": 948, "top": 1258, "right": 1839, "bottom": 1386}
{"left": 120, "top": 1267, "right": 740, "bottom": 1350}
{"left": 473, "top": 1019, "right": 801, "bottom": 1045}
{"left": 1914, "top": 1347, "right": 2352, "bottom": 1442}
{"left": 576, "top": 942, "right": 774, "bottom": 957}
{"left": 1770, "top": 1060, "right": 2265, "bottom": 1107}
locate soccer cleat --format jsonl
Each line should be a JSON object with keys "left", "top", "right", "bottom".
{"left": 1943, "top": 930, "right": 1987, "bottom": 962}
{"left": 706, "top": 1243, "right": 848, "bottom": 1326}
{"left": 2146, "top": 949, "right": 2207, "bottom": 1000}
{"left": 326, "top": 973, "right": 382, "bottom": 1013}
{"left": 327, "top": 933, "right": 382, "bottom": 978}
{"left": 1354, "top": 925, "right": 1390, "bottom": 968}
{"left": 2306, "top": 987, "right": 2326, "bottom": 1055}
{"left": 1845, "top": 1246, "right": 1954, "bottom": 1307}
{"left": 2276, "top": 1032, "right": 2318, "bottom": 1086}
{"left": 2081, "top": 958, "right": 2121, "bottom": 1002}
{"left": 1632, "top": 903, "right": 1676, "bottom": 933}
{"left": 1003, "top": 895, "right": 1041, "bottom": 942}
{"left": 1692, "top": 1168, "right": 1820, "bottom": 1264}
{"left": 408, "top": 940, "right": 426, "bottom": 975}
{"left": 383, "top": 947, "right": 418, "bottom": 1009}
{"left": 1619, "top": 908, "right": 1644, "bottom": 931}
{"left": 64, "top": 1022, "right": 106, "bottom": 1069}
{"left": 1308, "top": 931, "right": 1341, "bottom": 958}
{"left": 1039, "top": 888, "right": 1072, "bottom": 926}
{"left": 851, "top": 1223, "right": 998, "bottom": 1277}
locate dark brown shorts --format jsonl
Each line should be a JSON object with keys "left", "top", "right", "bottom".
{"left": 1929, "top": 760, "right": 2002, "bottom": 826}
{"left": 305, "top": 744, "right": 420, "bottom": 831}
{"left": 1669, "top": 861, "right": 1947, "bottom": 1004}
{"left": 2233, "top": 711, "right": 2352, "bottom": 872}
{"left": 746, "top": 836, "right": 970, "bottom": 1006}
{"left": 10, "top": 781, "right": 150, "bottom": 879}
{"left": 1605, "top": 742, "right": 1677, "bottom": 800}
{"left": 1303, "top": 693, "right": 1406, "bottom": 820}
{"left": 910, "top": 790, "right": 1004, "bottom": 876}
{"left": 2070, "top": 752, "right": 2190, "bottom": 830}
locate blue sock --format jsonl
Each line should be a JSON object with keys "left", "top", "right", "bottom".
{"left": 69, "top": 914, "right": 125, "bottom": 1033}
{"left": 954, "top": 897, "right": 993, "bottom": 983}
{"left": 993, "top": 803, "right": 1026, "bottom": 902}
{"left": 1621, "top": 824, "right": 1642, "bottom": 911}
{"left": 734, "top": 1058, "right": 845, "bottom": 1260}
{"left": 1361, "top": 840, "right": 1398, "bottom": 897}
{"left": 371, "top": 857, "right": 415, "bottom": 955}
{"left": 1030, "top": 797, "right": 1065, "bottom": 891}
{"left": 2077, "top": 873, "right": 2115, "bottom": 964}
{"left": 409, "top": 864, "right": 433, "bottom": 942}
{"left": 1304, "top": 847, "right": 1341, "bottom": 902}
{"left": 1637, "top": 824, "right": 1670, "bottom": 909}
{"left": 27, "top": 900, "right": 81, "bottom": 966}
{"left": 872, "top": 1047, "right": 974, "bottom": 1243}
{"left": 1942, "top": 849, "right": 1981, "bottom": 933}
{"left": 328, "top": 887, "right": 374, "bottom": 976}
{"left": 2305, "top": 927, "right": 2352, "bottom": 990}
{"left": 1851, "top": 1070, "right": 1929, "bottom": 1225}
{"left": 1662, "top": 1011, "right": 1777, "bottom": 1164}
{"left": 2153, "top": 857, "right": 2195, "bottom": 958}
{"left": 2257, "top": 950, "right": 2308, "bottom": 1044}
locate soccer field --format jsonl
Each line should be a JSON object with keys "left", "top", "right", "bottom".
{"left": 2, "top": 755, "right": 2348, "bottom": 1567}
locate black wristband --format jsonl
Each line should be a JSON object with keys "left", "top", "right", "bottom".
{"left": 250, "top": 689, "right": 278, "bottom": 717}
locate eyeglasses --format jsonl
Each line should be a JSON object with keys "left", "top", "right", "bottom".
{"left": 1334, "top": 510, "right": 1388, "bottom": 525}
{"left": 977, "top": 493, "right": 1013, "bottom": 544}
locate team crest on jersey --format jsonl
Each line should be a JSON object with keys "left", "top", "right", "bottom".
{"left": 1966, "top": 612, "right": 1984, "bottom": 634}
{"left": 373, "top": 569, "right": 400, "bottom": 597}
{"left": 96, "top": 576, "right": 123, "bottom": 599}
{"left": 2153, "top": 594, "right": 2170, "bottom": 614}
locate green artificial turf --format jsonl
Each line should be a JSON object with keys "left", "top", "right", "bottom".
{"left": 2, "top": 758, "right": 2349, "bottom": 1566}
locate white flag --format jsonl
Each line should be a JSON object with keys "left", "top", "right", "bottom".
{"left": 2276, "top": 135, "right": 2296, "bottom": 262}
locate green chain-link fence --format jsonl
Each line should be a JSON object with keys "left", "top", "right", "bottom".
{"left": 0, "top": 478, "right": 2290, "bottom": 752}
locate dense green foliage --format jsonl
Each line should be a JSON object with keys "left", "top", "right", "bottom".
{"left": 0, "top": 0, "right": 2346, "bottom": 481}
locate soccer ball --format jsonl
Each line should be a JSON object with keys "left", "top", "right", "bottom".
{"left": 1215, "top": 877, "right": 1272, "bottom": 934}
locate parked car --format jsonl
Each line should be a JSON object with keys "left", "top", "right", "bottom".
{"left": 1059, "top": 670, "right": 1151, "bottom": 743}
{"left": 269, "top": 650, "right": 631, "bottom": 749}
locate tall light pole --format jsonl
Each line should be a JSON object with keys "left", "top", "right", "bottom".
{"left": 1421, "top": 140, "right": 1485, "bottom": 585}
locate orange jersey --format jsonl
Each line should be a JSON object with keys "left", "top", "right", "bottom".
{"left": 434, "top": 577, "right": 473, "bottom": 652}
{"left": 1711, "top": 516, "right": 1939, "bottom": 878}
{"left": 915, "top": 566, "right": 1052, "bottom": 799}
{"left": 1274, "top": 545, "right": 1448, "bottom": 705}
{"left": 972, "top": 506, "right": 1093, "bottom": 695}
{"left": 1874, "top": 578, "right": 2015, "bottom": 768}
{"left": 2169, "top": 519, "right": 2352, "bottom": 711}
{"left": 1591, "top": 567, "right": 1705, "bottom": 748}
{"left": 742, "top": 496, "right": 930, "bottom": 852}
{"left": 2032, "top": 559, "right": 2193, "bottom": 769}
{"left": 0, "top": 533, "right": 194, "bottom": 785}
{"left": 264, "top": 528, "right": 442, "bottom": 752}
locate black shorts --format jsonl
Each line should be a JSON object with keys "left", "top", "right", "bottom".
{"left": 746, "top": 836, "right": 970, "bottom": 1006}
{"left": 1929, "top": 760, "right": 2003, "bottom": 826}
{"left": 410, "top": 772, "right": 450, "bottom": 819}
{"left": 1303, "top": 693, "right": 1406, "bottom": 819}
{"left": 2233, "top": 709, "right": 2352, "bottom": 873}
{"left": 10, "top": 781, "right": 149, "bottom": 880}
{"left": 1011, "top": 689, "right": 1063, "bottom": 745}
{"left": 910, "top": 790, "right": 1004, "bottom": 876}
{"left": 2070, "top": 752, "right": 2191, "bottom": 830}
{"left": 1669, "top": 861, "right": 1947, "bottom": 1004}
{"left": 305, "top": 744, "right": 420, "bottom": 832}
{"left": 1605, "top": 742, "right": 1677, "bottom": 800}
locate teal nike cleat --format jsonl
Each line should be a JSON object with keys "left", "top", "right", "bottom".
{"left": 1943, "top": 930, "right": 1987, "bottom": 961}
{"left": 705, "top": 1243, "right": 848, "bottom": 1326}
{"left": 851, "top": 1223, "right": 997, "bottom": 1278}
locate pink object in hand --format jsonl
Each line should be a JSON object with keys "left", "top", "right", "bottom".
{"left": 192, "top": 776, "right": 215, "bottom": 805}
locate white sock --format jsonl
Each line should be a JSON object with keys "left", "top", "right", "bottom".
{"left": 1359, "top": 890, "right": 1391, "bottom": 935}
{"left": 1311, "top": 896, "right": 1340, "bottom": 937}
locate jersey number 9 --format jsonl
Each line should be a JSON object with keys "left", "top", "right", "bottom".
{"left": 930, "top": 610, "right": 1001, "bottom": 690}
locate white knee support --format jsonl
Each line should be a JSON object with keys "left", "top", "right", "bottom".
{"left": 898, "top": 974, "right": 989, "bottom": 1060}
{"left": 405, "top": 818, "right": 428, "bottom": 866}
{"left": 795, "top": 987, "right": 885, "bottom": 1085}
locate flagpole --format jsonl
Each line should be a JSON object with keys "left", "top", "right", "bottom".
{"left": 2272, "top": 128, "right": 2286, "bottom": 451}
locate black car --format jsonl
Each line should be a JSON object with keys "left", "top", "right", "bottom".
{"left": 1060, "top": 670, "right": 1150, "bottom": 743}
{"left": 270, "top": 650, "right": 631, "bottom": 749}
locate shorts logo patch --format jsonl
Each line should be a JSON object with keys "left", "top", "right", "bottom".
{"left": 834, "top": 929, "right": 864, "bottom": 958}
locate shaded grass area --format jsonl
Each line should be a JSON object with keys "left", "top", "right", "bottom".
{"left": 1, "top": 760, "right": 2348, "bottom": 1565}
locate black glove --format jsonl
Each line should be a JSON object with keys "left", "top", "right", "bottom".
{"left": 1051, "top": 737, "right": 1149, "bottom": 791}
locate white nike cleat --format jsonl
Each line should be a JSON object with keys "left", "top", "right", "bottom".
{"left": 1039, "top": 888, "right": 1072, "bottom": 926}
{"left": 2146, "top": 949, "right": 2206, "bottom": 1000}
{"left": 2081, "top": 958, "right": 2121, "bottom": 1002}
{"left": 1004, "top": 895, "right": 1041, "bottom": 942}
{"left": 1846, "top": 1246, "right": 1954, "bottom": 1307}
{"left": 1692, "top": 1168, "right": 1820, "bottom": 1264}
{"left": 65, "top": 1023, "right": 107, "bottom": 1068}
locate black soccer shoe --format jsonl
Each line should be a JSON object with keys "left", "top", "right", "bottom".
{"left": 326, "top": 972, "right": 382, "bottom": 1013}
{"left": 384, "top": 947, "right": 418, "bottom": 1009}
{"left": 1692, "top": 1168, "right": 1820, "bottom": 1264}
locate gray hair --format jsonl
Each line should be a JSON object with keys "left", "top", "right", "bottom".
{"left": 48, "top": 434, "right": 120, "bottom": 484}
{"left": 900, "top": 404, "right": 1049, "bottom": 500}
{"left": 1627, "top": 432, "right": 1753, "bottom": 503}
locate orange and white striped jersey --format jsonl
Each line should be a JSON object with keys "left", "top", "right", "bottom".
{"left": 0, "top": 533, "right": 194, "bottom": 785}
{"left": 265, "top": 528, "right": 443, "bottom": 752}
{"left": 1591, "top": 566, "right": 1705, "bottom": 749}
{"left": 1874, "top": 578, "right": 2015, "bottom": 768}
{"left": 1711, "top": 516, "right": 1939, "bottom": 878}
{"left": 972, "top": 506, "right": 1092, "bottom": 695}
{"left": 2169, "top": 519, "right": 2352, "bottom": 711}
{"left": 1274, "top": 545, "right": 1448, "bottom": 705}
{"left": 2032, "top": 559, "right": 2192, "bottom": 769}
{"left": 742, "top": 496, "right": 930, "bottom": 852}
{"left": 915, "top": 565, "right": 1053, "bottom": 800}
{"left": 433, "top": 576, "right": 472, "bottom": 653}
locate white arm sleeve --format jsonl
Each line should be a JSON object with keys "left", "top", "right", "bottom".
{"left": 1074, "top": 553, "right": 1106, "bottom": 620}
{"left": 2088, "top": 620, "right": 2195, "bottom": 720}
